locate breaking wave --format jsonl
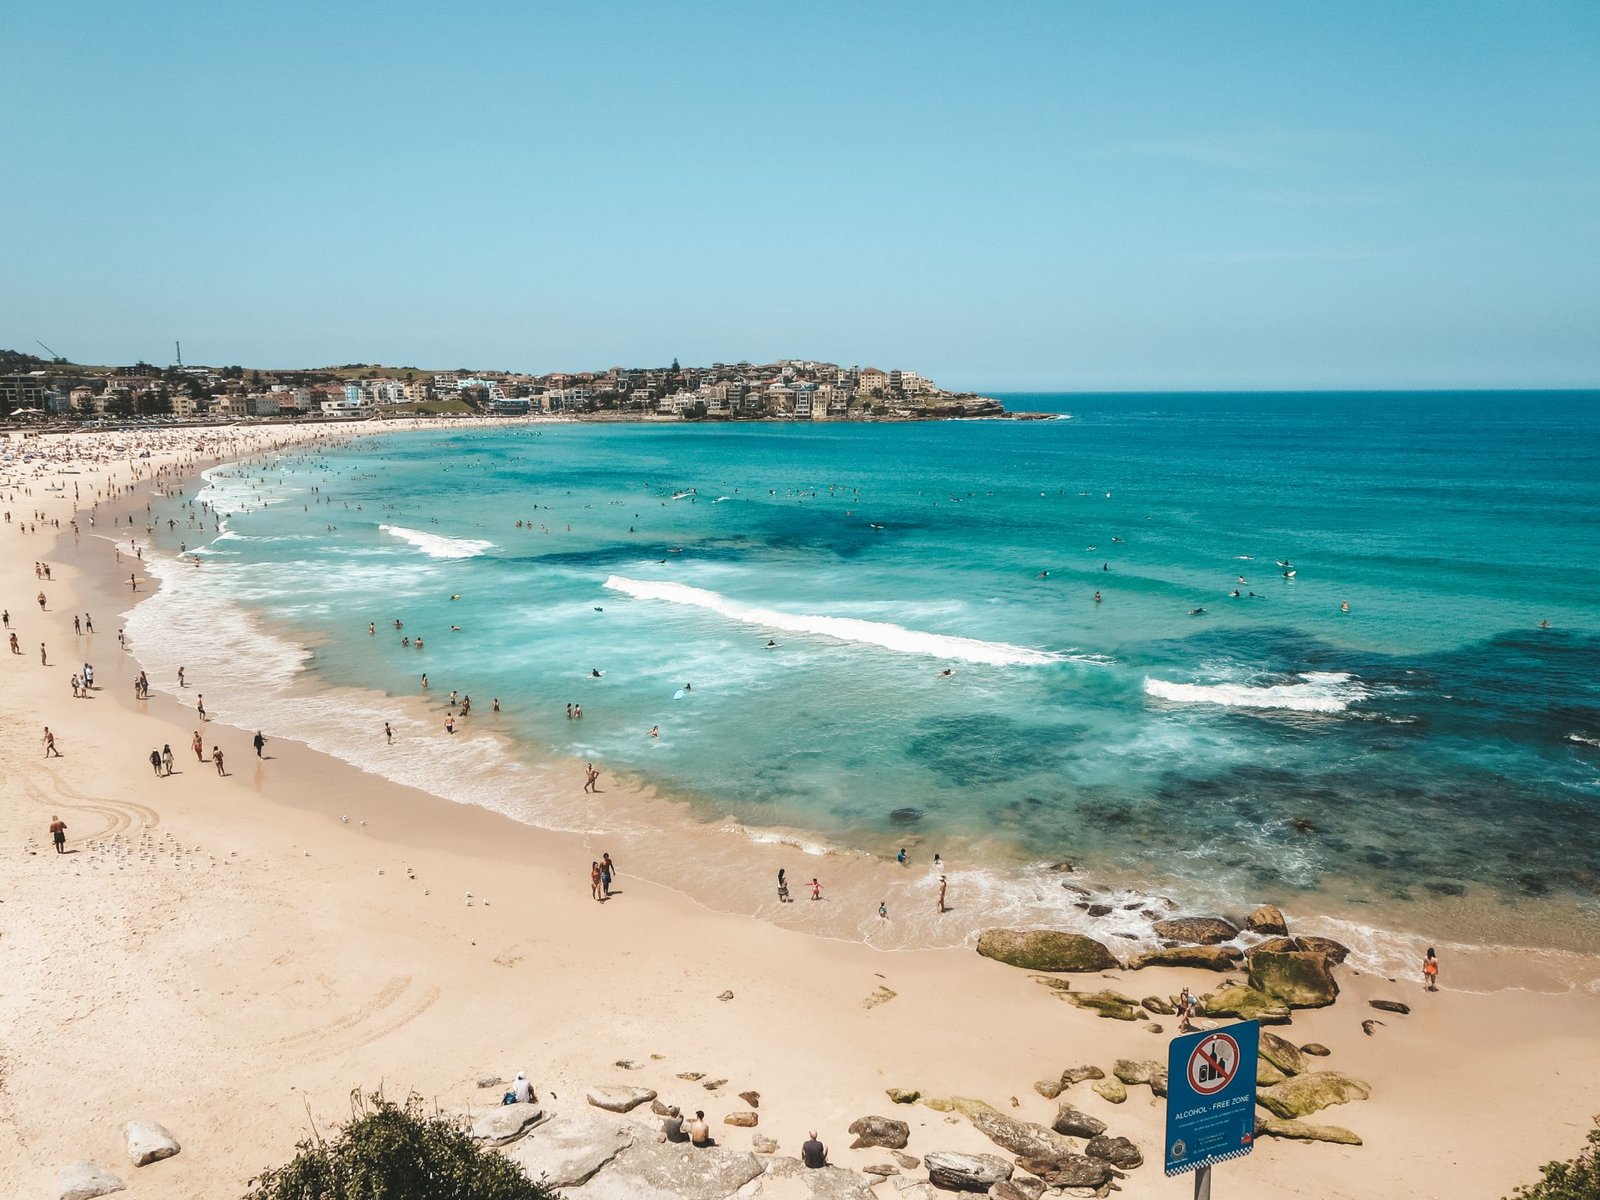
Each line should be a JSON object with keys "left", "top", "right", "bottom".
{"left": 380, "top": 524, "right": 494, "bottom": 559}
{"left": 1143, "top": 671, "right": 1372, "bottom": 714}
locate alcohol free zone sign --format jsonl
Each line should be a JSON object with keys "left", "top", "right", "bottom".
{"left": 1164, "top": 1020, "right": 1260, "bottom": 1176}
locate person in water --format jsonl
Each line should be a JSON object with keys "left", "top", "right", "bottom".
{"left": 1423, "top": 947, "right": 1439, "bottom": 991}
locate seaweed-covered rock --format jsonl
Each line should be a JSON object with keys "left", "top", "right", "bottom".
{"left": 1202, "top": 986, "right": 1293, "bottom": 1025}
{"left": 1249, "top": 950, "right": 1339, "bottom": 1008}
{"left": 976, "top": 930, "right": 1119, "bottom": 973}
{"left": 1255, "top": 1116, "right": 1363, "bottom": 1145}
{"left": 1085, "top": 1135, "right": 1143, "bottom": 1169}
{"left": 1294, "top": 935, "right": 1351, "bottom": 964}
{"left": 1141, "top": 995, "right": 1176, "bottom": 1015}
{"left": 1257, "top": 1071, "right": 1372, "bottom": 1119}
{"left": 1013, "top": 1155, "right": 1113, "bottom": 1190}
{"left": 1244, "top": 905, "right": 1288, "bottom": 936}
{"left": 1252, "top": 936, "right": 1298, "bottom": 954}
{"left": 1151, "top": 916, "right": 1240, "bottom": 945}
{"left": 1091, "top": 1078, "right": 1127, "bottom": 1104}
{"left": 1032, "top": 1078, "right": 1063, "bottom": 1100}
{"left": 886, "top": 1088, "right": 922, "bottom": 1104}
{"left": 1069, "top": 990, "right": 1144, "bottom": 1020}
{"left": 1257, "top": 1058, "right": 1289, "bottom": 1087}
{"left": 1130, "top": 945, "right": 1243, "bottom": 972}
{"left": 1258, "top": 1030, "right": 1306, "bottom": 1077}
{"left": 1059, "top": 1065, "right": 1105, "bottom": 1088}
{"left": 1112, "top": 1059, "right": 1167, "bottom": 1097}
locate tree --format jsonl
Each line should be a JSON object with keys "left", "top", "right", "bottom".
{"left": 105, "top": 394, "right": 136, "bottom": 418}
{"left": 244, "top": 1091, "right": 558, "bottom": 1200}
{"left": 1509, "top": 1117, "right": 1600, "bottom": 1199}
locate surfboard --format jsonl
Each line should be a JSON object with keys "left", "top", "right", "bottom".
{"left": 673, "top": 688, "right": 686, "bottom": 700}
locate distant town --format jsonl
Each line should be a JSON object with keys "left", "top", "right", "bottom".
{"left": 0, "top": 349, "right": 1011, "bottom": 424}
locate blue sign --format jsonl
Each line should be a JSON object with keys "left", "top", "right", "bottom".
{"left": 1164, "top": 1020, "right": 1259, "bottom": 1176}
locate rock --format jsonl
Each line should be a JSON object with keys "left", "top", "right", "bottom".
{"left": 1059, "top": 1065, "right": 1105, "bottom": 1088}
{"left": 959, "top": 1101, "right": 1081, "bottom": 1161}
{"left": 1069, "top": 989, "right": 1144, "bottom": 1020}
{"left": 587, "top": 1085, "right": 658, "bottom": 1113}
{"left": 1013, "top": 1155, "right": 1113, "bottom": 1189}
{"left": 1244, "top": 904, "right": 1288, "bottom": 936}
{"left": 476, "top": 1073, "right": 506, "bottom": 1089}
{"left": 1148, "top": 1022, "right": 1166, "bottom": 1034}
{"left": 1369, "top": 999, "right": 1411, "bottom": 1015}
{"left": 894, "top": 1151, "right": 922, "bottom": 1169}
{"left": 1301, "top": 1043, "right": 1332, "bottom": 1057}
{"left": 616, "top": 1059, "right": 644, "bottom": 1070}
{"left": 122, "top": 1121, "right": 180, "bottom": 1167}
{"left": 887, "top": 1088, "right": 922, "bottom": 1104}
{"left": 1255, "top": 1116, "right": 1363, "bottom": 1145}
{"left": 1091, "top": 1078, "right": 1127, "bottom": 1104}
{"left": 651, "top": 1099, "right": 673, "bottom": 1116}
{"left": 1202, "top": 985, "right": 1293, "bottom": 1025}
{"left": 849, "top": 1115, "right": 911, "bottom": 1149}
{"left": 740, "top": 1091, "right": 761, "bottom": 1108}
{"left": 923, "top": 1151, "right": 1014, "bottom": 1192}
{"left": 1249, "top": 950, "right": 1340, "bottom": 1008}
{"left": 502, "top": 1109, "right": 635, "bottom": 1188}
{"left": 573, "top": 1138, "right": 764, "bottom": 1200}
{"left": 1130, "top": 945, "right": 1245, "bottom": 972}
{"left": 725, "top": 1111, "right": 759, "bottom": 1127}
{"left": 976, "top": 929, "right": 1119, "bottom": 973}
{"left": 896, "top": 1186, "right": 942, "bottom": 1200}
{"left": 471, "top": 1103, "right": 545, "bottom": 1145}
{"left": 1257, "top": 1058, "right": 1289, "bottom": 1087}
{"left": 799, "top": 1164, "right": 882, "bottom": 1200}
{"left": 1257, "top": 1071, "right": 1372, "bottom": 1119}
{"left": 1084, "top": 1135, "right": 1143, "bottom": 1169}
{"left": 718, "top": 990, "right": 735, "bottom": 1001}
{"left": 678, "top": 1072, "right": 706, "bottom": 1081}
{"left": 988, "top": 1181, "right": 1041, "bottom": 1200}
{"left": 1051, "top": 1105, "right": 1107, "bottom": 1138}
{"left": 1083, "top": 903, "right": 1114, "bottom": 918}
{"left": 1141, "top": 995, "right": 1176, "bottom": 1015}
{"left": 752, "top": 1135, "right": 778, "bottom": 1154}
{"left": 703, "top": 1079, "right": 728, "bottom": 1091}
{"left": 864, "top": 1163, "right": 900, "bottom": 1176}
{"left": 1252, "top": 936, "right": 1298, "bottom": 954}
{"left": 1112, "top": 1059, "right": 1168, "bottom": 1097}
{"left": 1032, "top": 1078, "right": 1063, "bottom": 1100}
{"left": 57, "top": 1161, "right": 126, "bottom": 1200}
{"left": 1362, "top": 1019, "right": 1383, "bottom": 1036}
{"left": 1151, "top": 916, "right": 1239, "bottom": 945}
{"left": 1294, "top": 935, "right": 1351, "bottom": 964}
{"left": 1258, "top": 1030, "right": 1307, "bottom": 1077}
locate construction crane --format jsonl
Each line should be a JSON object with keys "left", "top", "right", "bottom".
{"left": 175, "top": 340, "right": 183, "bottom": 367}
{"left": 35, "top": 340, "right": 66, "bottom": 363}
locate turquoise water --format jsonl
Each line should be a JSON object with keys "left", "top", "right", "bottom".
{"left": 132, "top": 393, "right": 1600, "bottom": 945}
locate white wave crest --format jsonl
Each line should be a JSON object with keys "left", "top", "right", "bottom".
{"left": 380, "top": 524, "right": 494, "bottom": 560}
{"left": 603, "top": 576, "right": 1062, "bottom": 666}
{"left": 1143, "top": 671, "right": 1370, "bottom": 713}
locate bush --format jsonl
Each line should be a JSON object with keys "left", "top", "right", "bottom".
{"left": 244, "top": 1091, "right": 558, "bottom": 1200}
{"left": 1509, "top": 1117, "right": 1600, "bottom": 1199}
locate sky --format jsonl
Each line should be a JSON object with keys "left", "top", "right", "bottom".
{"left": 3, "top": 1, "right": 1598, "bottom": 391}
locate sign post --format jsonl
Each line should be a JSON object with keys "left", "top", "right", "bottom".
{"left": 1165, "top": 1020, "right": 1259, "bottom": 1194}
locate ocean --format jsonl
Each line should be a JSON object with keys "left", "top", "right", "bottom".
{"left": 122, "top": 392, "right": 1600, "bottom": 965}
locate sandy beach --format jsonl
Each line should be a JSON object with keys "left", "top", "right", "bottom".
{"left": 3, "top": 421, "right": 1598, "bottom": 1200}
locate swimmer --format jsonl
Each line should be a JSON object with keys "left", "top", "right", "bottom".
{"left": 1539, "top": 619, "right": 1550, "bottom": 628}
{"left": 1189, "top": 607, "right": 1206, "bottom": 616}
{"left": 450, "top": 624, "right": 461, "bottom": 631}
{"left": 450, "top": 593, "right": 460, "bottom": 601}
{"left": 1340, "top": 601, "right": 1350, "bottom": 613}
{"left": 648, "top": 725, "right": 660, "bottom": 738}
{"left": 1093, "top": 591, "right": 1102, "bottom": 603}
{"left": 592, "top": 668, "right": 602, "bottom": 678}
{"left": 939, "top": 667, "right": 953, "bottom": 677}
{"left": 1231, "top": 589, "right": 1240, "bottom": 598}
{"left": 1036, "top": 570, "right": 1049, "bottom": 579}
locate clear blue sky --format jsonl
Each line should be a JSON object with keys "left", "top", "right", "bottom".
{"left": 4, "top": 1, "right": 1597, "bottom": 390}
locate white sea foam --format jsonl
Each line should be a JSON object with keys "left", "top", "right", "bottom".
{"left": 603, "top": 575, "right": 1063, "bottom": 666}
{"left": 1143, "top": 671, "right": 1371, "bottom": 714}
{"left": 380, "top": 524, "right": 494, "bottom": 559}
{"left": 1567, "top": 732, "right": 1600, "bottom": 749}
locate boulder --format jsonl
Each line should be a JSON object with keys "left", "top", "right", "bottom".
{"left": 887, "top": 1088, "right": 922, "bottom": 1104}
{"left": 1244, "top": 904, "right": 1288, "bottom": 936}
{"left": 1068, "top": 990, "right": 1143, "bottom": 1020}
{"left": 1131, "top": 944, "right": 1244, "bottom": 971}
{"left": 766, "top": 1161, "right": 878, "bottom": 1200}
{"left": 976, "top": 929, "right": 1118, "bottom": 973}
{"left": 1252, "top": 936, "right": 1298, "bottom": 954}
{"left": 1013, "top": 1155, "right": 1113, "bottom": 1189}
{"left": 1258, "top": 1030, "right": 1307, "bottom": 1077}
{"left": 471, "top": 1103, "right": 545, "bottom": 1145}
{"left": 923, "top": 1150, "right": 1014, "bottom": 1192}
{"left": 1084, "top": 1135, "right": 1143, "bottom": 1169}
{"left": 1301, "top": 1043, "right": 1332, "bottom": 1057}
{"left": 848, "top": 1115, "right": 910, "bottom": 1150}
{"left": 959, "top": 1101, "right": 1080, "bottom": 1161}
{"left": 1201, "top": 986, "right": 1293, "bottom": 1025}
{"left": 586, "top": 1085, "right": 658, "bottom": 1113}
{"left": 1257, "top": 1071, "right": 1372, "bottom": 1119}
{"left": 1294, "top": 935, "right": 1351, "bottom": 964}
{"left": 1255, "top": 1116, "right": 1363, "bottom": 1145}
{"left": 574, "top": 1138, "right": 764, "bottom": 1200}
{"left": 989, "top": 1180, "right": 1045, "bottom": 1200}
{"left": 1369, "top": 999, "right": 1411, "bottom": 1015}
{"left": 501, "top": 1110, "right": 635, "bottom": 1188}
{"left": 122, "top": 1121, "right": 180, "bottom": 1167}
{"left": 1141, "top": 995, "right": 1176, "bottom": 1015}
{"left": 725, "top": 1111, "right": 759, "bottom": 1127}
{"left": 1112, "top": 1059, "right": 1167, "bottom": 1097}
{"left": 1051, "top": 1105, "right": 1107, "bottom": 1138}
{"left": 1091, "top": 1078, "right": 1127, "bottom": 1104}
{"left": 1059, "top": 1065, "right": 1104, "bottom": 1088}
{"left": 1257, "top": 1058, "right": 1288, "bottom": 1087}
{"left": 739, "top": 1091, "right": 761, "bottom": 1108}
{"left": 752, "top": 1135, "right": 778, "bottom": 1154}
{"left": 57, "top": 1162, "right": 126, "bottom": 1200}
{"left": 1151, "top": 916, "right": 1239, "bottom": 945}
{"left": 1032, "top": 1078, "right": 1063, "bottom": 1100}
{"left": 1249, "top": 950, "right": 1339, "bottom": 1008}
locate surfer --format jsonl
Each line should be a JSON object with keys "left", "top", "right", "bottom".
{"left": 765, "top": 639, "right": 777, "bottom": 649}
{"left": 1539, "top": 619, "right": 1550, "bottom": 629}
{"left": 592, "top": 668, "right": 602, "bottom": 678}
{"left": 1340, "top": 601, "right": 1350, "bottom": 613}
{"left": 939, "top": 668, "right": 953, "bottom": 677}
{"left": 1231, "top": 589, "right": 1241, "bottom": 598}
{"left": 1188, "top": 607, "right": 1206, "bottom": 616}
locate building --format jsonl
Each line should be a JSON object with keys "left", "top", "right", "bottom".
{"left": 0, "top": 374, "right": 51, "bottom": 415}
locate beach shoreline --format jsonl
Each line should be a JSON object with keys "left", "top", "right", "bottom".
{"left": 3, "top": 422, "right": 1598, "bottom": 1200}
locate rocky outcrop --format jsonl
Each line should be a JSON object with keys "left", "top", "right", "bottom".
{"left": 1257, "top": 1071, "right": 1372, "bottom": 1119}
{"left": 586, "top": 1085, "right": 658, "bottom": 1113}
{"left": 1244, "top": 904, "right": 1288, "bottom": 936}
{"left": 848, "top": 1115, "right": 910, "bottom": 1150}
{"left": 959, "top": 1101, "right": 1080, "bottom": 1161}
{"left": 1051, "top": 1105, "right": 1107, "bottom": 1138}
{"left": 57, "top": 1162, "right": 125, "bottom": 1200}
{"left": 1085, "top": 1135, "right": 1143, "bottom": 1169}
{"left": 471, "top": 1103, "right": 544, "bottom": 1145}
{"left": 1249, "top": 950, "right": 1339, "bottom": 1008}
{"left": 501, "top": 1110, "right": 635, "bottom": 1188}
{"left": 923, "top": 1151, "right": 1014, "bottom": 1192}
{"left": 724, "top": 1111, "right": 758, "bottom": 1127}
{"left": 1258, "top": 1030, "right": 1306, "bottom": 1077}
{"left": 1112, "top": 1059, "right": 1167, "bottom": 1097}
{"left": 1068, "top": 990, "right": 1144, "bottom": 1020}
{"left": 976, "top": 929, "right": 1118, "bottom": 972}
{"left": 1130, "top": 945, "right": 1243, "bottom": 971}
{"left": 1255, "top": 1116, "right": 1363, "bottom": 1145}
{"left": 574, "top": 1138, "right": 763, "bottom": 1200}
{"left": 122, "top": 1121, "right": 180, "bottom": 1167}
{"left": 760, "top": 1156, "right": 879, "bottom": 1200}
{"left": 1202, "top": 985, "right": 1292, "bottom": 1024}
{"left": 1013, "top": 1155, "right": 1113, "bottom": 1189}
{"left": 1152, "top": 916, "right": 1239, "bottom": 945}
{"left": 1294, "top": 935, "right": 1351, "bottom": 964}
{"left": 1091, "top": 1078, "right": 1127, "bottom": 1104}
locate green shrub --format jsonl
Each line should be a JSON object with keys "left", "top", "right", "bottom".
{"left": 244, "top": 1091, "right": 558, "bottom": 1200}
{"left": 1509, "top": 1117, "right": 1600, "bottom": 1200}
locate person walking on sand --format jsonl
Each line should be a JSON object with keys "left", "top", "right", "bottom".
{"left": 37, "top": 590, "right": 46, "bottom": 611}
{"left": 601, "top": 852, "right": 617, "bottom": 894}
{"left": 253, "top": 730, "right": 266, "bottom": 758}
{"left": 590, "top": 860, "right": 604, "bottom": 901}
{"left": 43, "top": 726, "right": 61, "bottom": 757}
{"left": 149, "top": 748, "right": 164, "bottom": 777}
{"left": 50, "top": 815, "right": 67, "bottom": 853}
{"left": 777, "top": 868, "right": 789, "bottom": 902}
{"left": 177, "top": 666, "right": 185, "bottom": 687}
{"left": 212, "top": 746, "right": 225, "bottom": 776}
{"left": 192, "top": 731, "right": 204, "bottom": 762}
{"left": 384, "top": 721, "right": 393, "bottom": 744}
{"left": 161, "top": 744, "right": 174, "bottom": 776}
{"left": 444, "top": 713, "right": 455, "bottom": 735}
{"left": 40, "top": 642, "right": 48, "bottom": 665}
{"left": 197, "top": 694, "right": 206, "bottom": 721}
{"left": 937, "top": 875, "right": 947, "bottom": 914}
{"left": 1423, "top": 947, "right": 1439, "bottom": 991}
{"left": 583, "top": 762, "right": 599, "bottom": 793}
{"left": 896, "top": 847, "right": 907, "bottom": 866}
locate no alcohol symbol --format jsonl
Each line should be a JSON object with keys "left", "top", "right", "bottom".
{"left": 1186, "top": 1031, "right": 1242, "bottom": 1096}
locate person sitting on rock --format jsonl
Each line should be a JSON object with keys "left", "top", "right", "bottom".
{"left": 687, "top": 1110, "right": 711, "bottom": 1147}
{"left": 661, "top": 1105, "right": 688, "bottom": 1143}
{"left": 510, "top": 1072, "right": 533, "bottom": 1104}
{"left": 801, "top": 1131, "right": 828, "bottom": 1169}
